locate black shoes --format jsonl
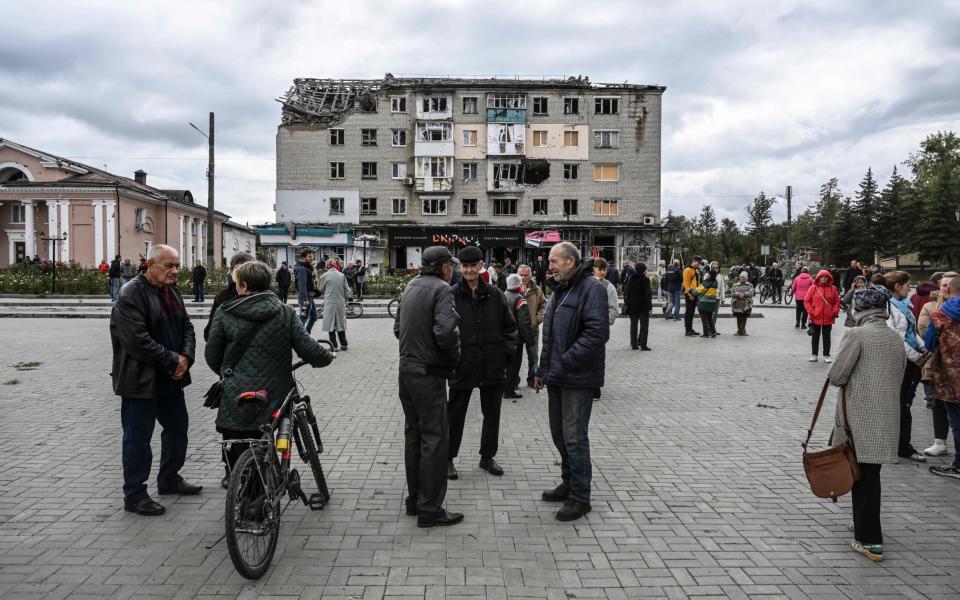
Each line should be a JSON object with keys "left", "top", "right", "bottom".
{"left": 157, "top": 478, "right": 203, "bottom": 496}
{"left": 479, "top": 457, "right": 504, "bottom": 476}
{"left": 503, "top": 390, "right": 522, "bottom": 399}
{"left": 405, "top": 496, "right": 418, "bottom": 516}
{"left": 124, "top": 496, "right": 165, "bottom": 516}
{"left": 640, "top": 346, "right": 652, "bottom": 351}
{"left": 541, "top": 482, "right": 569, "bottom": 502}
{"left": 417, "top": 509, "right": 464, "bottom": 528}
{"left": 685, "top": 330, "right": 700, "bottom": 337}
{"left": 447, "top": 461, "right": 459, "bottom": 480}
{"left": 556, "top": 499, "right": 592, "bottom": 522}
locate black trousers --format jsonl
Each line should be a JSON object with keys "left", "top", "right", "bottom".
{"left": 448, "top": 385, "right": 502, "bottom": 460}
{"left": 934, "top": 399, "right": 949, "bottom": 440}
{"left": 398, "top": 373, "right": 449, "bottom": 516}
{"left": 898, "top": 361, "right": 922, "bottom": 456}
{"left": 277, "top": 288, "right": 289, "bottom": 304}
{"left": 852, "top": 463, "right": 883, "bottom": 545}
{"left": 811, "top": 324, "right": 832, "bottom": 356}
{"left": 220, "top": 428, "right": 254, "bottom": 475}
{"left": 699, "top": 311, "right": 716, "bottom": 336}
{"left": 328, "top": 330, "right": 348, "bottom": 348}
{"left": 796, "top": 303, "right": 808, "bottom": 327}
{"left": 505, "top": 344, "right": 524, "bottom": 393}
{"left": 735, "top": 314, "right": 748, "bottom": 334}
{"left": 684, "top": 296, "right": 698, "bottom": 332}
{"left": 629, "top": 312, "right": 650, "bottom": 348}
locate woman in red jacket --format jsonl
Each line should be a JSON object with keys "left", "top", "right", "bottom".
{"left": 805, "top": 269, "right": 841, "bottom": 363}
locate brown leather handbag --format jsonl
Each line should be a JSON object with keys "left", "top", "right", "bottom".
{"left": 802, "top": 380, "right": 861, "bottom": 502}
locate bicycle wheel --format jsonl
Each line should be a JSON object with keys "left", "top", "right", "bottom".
{"left": 346, "top": 302, "right": 363, "bottom": 319}
{"left": 293, "top": 410, "right": 330, "bottom": 505}
{"left": 785, "top": 288, "right": 794, "bottom": 304}
{"left": 759, "top": 285, "right": 769, "bottom": 304}
{"left": 387, "top": 299, "right": 399, "bottom": 320}
{"left": 225, "top": 447, "right": 281, "bottom": 580}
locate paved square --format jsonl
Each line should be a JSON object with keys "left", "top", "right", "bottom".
{"left": 1, "top": 308, "right": 959, "bottom": 599}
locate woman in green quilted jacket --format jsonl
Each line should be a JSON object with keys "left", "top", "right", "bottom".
{"left": 692, "top": 272, "right": 719, "bottom": 338}
{"left": 206, "top": 261, "right": 334, "bottom": 488}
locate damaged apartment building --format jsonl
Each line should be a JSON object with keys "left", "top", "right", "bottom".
{"left": 265, "top": 74, "right": 665, "bottom": 270}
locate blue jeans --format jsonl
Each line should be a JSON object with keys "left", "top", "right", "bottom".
{"left": 121, "top": 384, "right": 189, "bottom": 502}
{"left": 548, "top": 386, "right": 594, "bottom": 502}
{"left": 525, "top": 332, "right": 539, "bottom": 386}
{"left": 194, "top": 283, "right": 205, "bottom": 302}
{"left": 110, "top": 277, "right": 121, "bottom": 300}
{"left": 301, "top": 297, "right": 318, "bottom": 333}
{"left": 666, "top": 289, "right": 681, "bottom": 318}
{"left": 946, "top": 403, "right": 960, "bottom": 467}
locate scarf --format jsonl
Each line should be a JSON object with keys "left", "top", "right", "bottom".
{"left": 890, "top": 297, "right": 920, "bottom": 351}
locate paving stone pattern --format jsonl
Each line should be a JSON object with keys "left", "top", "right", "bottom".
{"left": 0, "top": 308, "right": 958, "bottom": 599}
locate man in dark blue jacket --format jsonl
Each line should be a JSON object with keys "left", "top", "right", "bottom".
{"left": 533, "top": 242, "right": 610, "bottom": 521}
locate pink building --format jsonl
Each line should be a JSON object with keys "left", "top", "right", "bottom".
{"left": 0, "top": 138, "right": 230, "bottom": 266}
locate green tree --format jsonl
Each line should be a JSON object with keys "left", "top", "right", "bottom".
{"left": 908, "top": 132, "right": 960, "bottom": 269}
{"left": 852, "top": 167, "right": 879, "bottom": 261}
{"left": 810, "top": 178, "right": 845, "bottom": 264}
{"left": 875, "top": 166, "right": 912, "bottom": 266}
{"left": 695, "top": 204, "right": 720, "bottom": 259}
{"left": 745, "top": 191, "right": 776, "bottom": 260}
{"left": 718, "top": 217, "right": 747, "bottom": 264}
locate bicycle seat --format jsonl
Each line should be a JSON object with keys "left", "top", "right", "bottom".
{"left": 237, "top": 390, "right": 268, "bottom": 403}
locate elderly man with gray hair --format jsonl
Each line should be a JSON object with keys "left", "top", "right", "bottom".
{"left": 504, "top": 273, "right": 535, "bottom": 399}
{"left": 518, "top": 263, "right": 546, "bottom": 387}
{"left": 317, "top": 258, "right": 351, "bottom": 350}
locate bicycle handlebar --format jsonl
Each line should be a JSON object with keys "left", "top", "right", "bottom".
{"left": 292, "top": 340, "right": 337, "bottom": 371}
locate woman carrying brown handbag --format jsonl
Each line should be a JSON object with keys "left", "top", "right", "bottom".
{"left": 826, "top": 284, "right": 906, "bottom": 561}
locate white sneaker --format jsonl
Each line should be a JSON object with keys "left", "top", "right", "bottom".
{"left": 824, "top": 356, "right": 833, "bottom": 364}
{"left": 809, "top": 355, "right": 818, "bottom": 362}
{"left": 924, "top": 440, "right": 949, "bottom": 457}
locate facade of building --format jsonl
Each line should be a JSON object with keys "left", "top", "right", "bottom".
{"left": 221, "top": 220, "right": 258, "bottom": 265}
{"left": 0, "top": 139, "right": 230, "bottom": 267}
{"left": 275, "top": 75, "right": 665, "bottom": 270}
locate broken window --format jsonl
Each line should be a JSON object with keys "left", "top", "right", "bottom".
{"left": 594, "top": 97, "right": 619, "bottom": 114}
{"left": 391, "top": 129, "right": 407, "bottom": 146}
{"left": 487, "top": 93, "right": 526, "bottom": 109}
{"left": 594, "top": 199, "right": 619, "bottom": 216}
{"left": 361, "top": 161, "right": 377, "bottom": 179}
{"left": 330, "top": 197, "right": 345, "bottom": 215}
{"left": 421, "top": 197, "right": 447, "bottom": 215}
{"left": 533, "top": 198, "right": 548, "bottom": 216}
{"left": 519, "top": 158, "right": 550, "bottom": 185}
{"left": 493, "top": 163, "right": 519, "bottom": 182}
{"left": 330, "top": 129, "right": 344, "bottom": 145}
{"left": 361, "top": 197, "right": 377, "bottom": 215}
{"left": 391, "top": 97, "right": 406, "bottom": 113}
{"left": 563, "top": 131, "right": 579, "bottom": 147}
{"left": 417, "top": 122, "right": 452, "bottom": 142}
{"left": 564, "top": 97, "right": 579, "bottom": 114}
{"left": 532, "top": 97, "right": 548, "bottom": 115}
{"left": 594, "top": 130, "right": 619, "bottom": 148}
{"left": 391, "top": 162, "right": 407, "bottom": 179}
{"left": 330, "top": 162, "right": 345, "bottom": 179}
{"left": 563, "top": 164, "right": 579, "bottom": 180}
{"left": 532, "top": 130, "right": 548, "bottom": 147}
{"left": 498, "top": 127, "right": 513, "bottom": 143}
{"left": 462, "top": 97, "right": 479, "bottom": 114}
{"left": 416, "top": 157, "right": 451, "bottom": 178}
{"left": 422, "top": 96, "right": 448, "bottom": 113}
{"left": 392, "top": 197, "right": 407, "bottom": 215}
{"left": 563, "top": 199, "right": 578, "bottom": 216}
{"left": 493, "top": 198, "right": 518, "bottom": 216}
{"left": 461, "top": 162, "right": 478, "bottom": 180}
{"left": 361, "top": 129, "right": 377, "bottom": 146}
{"left": 462, "top": 198, "right": 477, "bottom": 216}
{"left": 462, "top": 129, "right": 478, "bottom": 146}
{"left": 593, "top": 164, "right": 620, "bottom": 181}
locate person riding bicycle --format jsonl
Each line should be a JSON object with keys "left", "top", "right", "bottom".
{"left": 768, "top": 262, "right": 785, "bottom": 303}
{"left": 205, "top": 261, "right": 334, "bottom": 489}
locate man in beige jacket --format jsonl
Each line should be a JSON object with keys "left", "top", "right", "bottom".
{"left": 519, "top": 264, "right": 546, "bottom": 388}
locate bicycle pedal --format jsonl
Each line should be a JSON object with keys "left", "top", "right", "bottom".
{"left": 307, "top": 492, "right": 329, "bottom": 510}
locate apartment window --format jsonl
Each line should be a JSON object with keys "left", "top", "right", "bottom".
{"left": 533, "top": 198, "right": 548, "bottom": 215}
{"left": 360, "top": 197, "right": 377, "bottom": 216}
{"left": 493, "top": 163, "right": 519, "bottom": 182}
{"left": 593, "top": 164, "right": 620, "bottom": 181}
{"left": 391, "top": 162, "right": 407, "bottom": 179}
{"left": 594, "top": 199, "right": 619, "bottom": 216}
{"left": 11, "top": 203, "right": 25, "bottom": 223}
{"left": 563, "top": 97, "right": 580, "bottom": 114}
{"left": 563, "top": 131, "right": 579, "bottom": 147}
{"left": 563, "top": 164, "right": 579, "bottom": 180}
{"left": 330, "top": 162, "right": 345, "bottom": 179}
{"left": 361, "top": 161, "right": 378, "bottom": 179}
{"left": 462, "top": 96, "right": 479, "bottom": 114}
{"left": 493, "top": 198, "right": 518, "bottom": 216}
{"left": 330, "top": 197, "right": 345, "bottom": 215}
{"left": 462, "top": 198, "right": 477, "bottom": 216}
{"left": 422, "top": 197, "right": 447, "bottom": 215}
{"left": 416, "top": 157, "right": 449, "bottom": 178}
{"left": 594, "top": 130, "right": 620, "bottom": 148}
{"left": 330, "top": 129, "right": 344, "bottom": 145}
{"left": 462, "top": 129, "right": 478, "bottom": 146}
{"left": 422, "top": 97, "right": 448, "bottom": 113}
{"left": 461, "top": 162, "right": 478, "bottom": 180}
{"left": 391, "top": 96, "right": 406, "bottom": 113}
{"left": 391, "top": 129, "right": 407, "bottom": 146}
{"left": 532, "top": 97, "right": 548, "bottom": 115}
{"left": 532, "top": 130, "right": 548, "bottom": 147}
{"left": 144, "top": 241, "right": 151, "bottom": 257}
{"left": 361, "top": 129, "right": 377, "bottom": 146}
{"left": 134, "top": 207, "right": 147, "bottom": 229}
{"left": 392, "top": 197, "right": 407, "bottom": 215}
{"left": 563, "top": 199, "right": 578, "bottom": 216}
{"left": 417, "top": 122, "right": 452, "bottom": 141}
{"left": 487, "top": 93, "right": 526, "bottom": 109}
{"left": 595, "top": 96, "right": 620, "bottom": 114}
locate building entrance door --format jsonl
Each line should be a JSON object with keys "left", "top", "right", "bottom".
{"left": 14, "top": 242, "right": 25, "bottom": 263}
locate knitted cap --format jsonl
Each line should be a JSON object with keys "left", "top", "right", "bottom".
{"left": 853, "top": 284, "right": 891, "bottom": 312}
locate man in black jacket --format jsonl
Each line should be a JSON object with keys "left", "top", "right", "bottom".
{"left": 275, "top": 261, "right": 292, "bottom": 304}
{"left": 110, "top": 244, "right": 201, "bottom": 516}
{"left": 109, "top": 254, "right": 122, "bottom": 300}
{"left": 533, "top": 254, "right": 548, "bottom": 286}
{"left": 448, "top": 246, "right": 518, "bottom": 480}
{"left": 626, "top": 263, "right": 653, "bottom": 350}
{"left": 393, "top": 246, "right": 464, "bottom": 527}
{"left": 191, "top": 260, "right": 207, "bottom": 303}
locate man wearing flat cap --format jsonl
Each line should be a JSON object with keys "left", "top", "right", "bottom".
{"left": 447, "top": 245, "right": 518, "bottom": 480}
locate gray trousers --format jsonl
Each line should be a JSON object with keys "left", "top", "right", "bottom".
{"left": 398, "top": 373, "right": 449, "bottom": 517}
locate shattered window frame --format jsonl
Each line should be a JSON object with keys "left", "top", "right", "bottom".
{"left": 462, "top": 198, "right": 478, "bottom": 216}
{"left": 533, "top": 198, "right": 549, "bottom": 216}
{"left": 361, "top": 161, "right": 378, "bottom": 179}
{"left": 416, "top": 156, "right": 451, "bottom": 178}
{"left": 392, "top": 197, "right": 407, "bottom": 215}
{"left": 417, "top": 122, "right": 452, "bottom": 142}
{"left": 493, "top": 163, "right": 519, "bottom": 182}
{"left": 562, "top": 131, "right": 579, "bottom": 147}
{"left": 461, "top": 162, "right": 478, "bottom": 180}
{"left": 593, "top": 163, "right": 620, "bottom": 181}
{"left": 493, "top": 197, "right": 518, "bottom": 216}
{"left": 330, "top": 129, "right": 345, "bottom": 146}
{"left": 532, "top": 97, "right": 548, "bottom": 115}
{"left": 462, "top": 129, "right": 478, "bottom": 146}
{"left": 594, "top": 96, "right": 620, "bottom": 114}
{"left": 563, "top": 164, "right": 579, "bottom": 180}
{"left": 532, "top": 130, "right": 548, "bottom": 147}
{"left": 360, "top": 197, "right": 378, "bottom": 215}
{"left": 391, "top": 162, "right": 407, "bottom": 179}
{"left": 563, "top": 198, "right": 578, "bottom": 216}
{"left": 421, "top": 197, "right": 448, "bottom": 216}
{"left": 329, "top": 162, "right": 345, "bottom": 179}
{"left": 593, "top": 199, "right": 620, "bottom": 216}
{"left": 330, "top": 197, "right": 345, "bottom": 215}
{"left": 391, "top": 129, "right": 407, "bottom": 147}
{"left": 487, "top": 93, "right": 527, "bottom": 109}
{"left": 361, "top": 129, "right": 378, "bottom": 146}
{"left": 563, "top": 97, "right": 580, "bottom": 114}
{"left": 594, "top": 130, "right": 620, "bottom": 149}
{"left": 422, "top": 96, "right": 448, "bottom": 113}
{"left": 462, "top": 96, "right": 479, "bottom": 114}
{"left": 390, "top": 96, "right": 407, "bottom": 113}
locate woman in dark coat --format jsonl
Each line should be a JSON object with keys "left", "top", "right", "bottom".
{"left": 625, "top": 263, "right": 653, "bottom": 350}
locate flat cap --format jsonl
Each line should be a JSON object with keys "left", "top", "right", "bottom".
{"left": 457, "top": 246, "right": 484, "bottom": 263}
{"left": 422, "top": 246, "right": 455, "bottom": 266}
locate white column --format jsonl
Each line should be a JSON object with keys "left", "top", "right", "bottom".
{"left": 46, "top": 201, "right": 58, "bottom": 260}
{"left": 59, "top": 201, "right": 70, "bottom": 262}
{"left": 93, "top": 200, "right": 104, "bottom": 264}
{"left": 105, "top": 200, "right": 116, "bottom": 260}
{"left": 22, "top": 200, "right": 35, "bottom": 258}
{"left": 178, "top": 215, "right": 185, "bottom": 260}
{"left": 185, "top": 216, "right": 193, "bottom": 266}
{"left": 197, "top": 221, "right": 204, "bottom": 266}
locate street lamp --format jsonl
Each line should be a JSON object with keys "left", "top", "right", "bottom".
{"left": 40, "top": 232, "right": 67, "bottom": 293}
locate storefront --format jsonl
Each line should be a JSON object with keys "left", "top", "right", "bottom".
{"left": 386, "top": 226, "right": 523, "bottom": 269}
{"left": 255, "top": 224, "right": 353, "bottom": 269}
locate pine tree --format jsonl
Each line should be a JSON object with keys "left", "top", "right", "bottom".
{"left": 875, "top": 166, "right": 911, "bottom": 266}
{"left": 909, "top": 132, "right": 960, "bottom": 269}
{"left": 853, "top": 167, "right": 879, "bottom": 262}
{"left": 745, "top": 191, "right": 776, "bottom": 260}
{"left": 811, "top": 179, "right": 844, "bottom": 263}
{"left": 696, "top": 205, "right": 719, "bottom": 259}
{"left": 718, "top": 218, "right": 745, "bottom": 264}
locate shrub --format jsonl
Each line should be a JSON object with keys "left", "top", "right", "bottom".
{"left": 0, "top": 263, "right": 231, "bottom": 295}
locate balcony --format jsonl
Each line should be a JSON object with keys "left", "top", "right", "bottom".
{"left": 414, "top": 140, "right": 455, "bottom": 157}
{"left": 415, "top": 177, "right": 453, "bottom": 193}
{"left": 486, "top": 108, "right": 526, "bottom": 123}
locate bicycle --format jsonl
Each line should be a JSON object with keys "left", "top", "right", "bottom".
{"left": 222, "top": 348, "right": 334, "bottom": 580}
{"left": 784, "top": 281, "right": 794, "bottom": 305}
{"left": 317, "top": 300, "right": 364, "bottom": 319}
{"left": 387, "top": 284, "right": 404, "bottom": 320}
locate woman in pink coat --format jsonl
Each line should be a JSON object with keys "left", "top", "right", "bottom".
{"left": 804, "top": 269, "right": 842, "bottom": 362}
{"left": 791, "top": 267, "right": 815, "bottom": 328}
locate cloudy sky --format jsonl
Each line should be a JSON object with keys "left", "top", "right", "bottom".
{"left": 2, "top": 0, "right": 958, "bottom": 226}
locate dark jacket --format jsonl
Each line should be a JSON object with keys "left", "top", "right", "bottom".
{"left": 533, "top": 260, "right": 547, "bottom": 284}
{"left": 495, "top": 271, "right": 507, "bottom": 292}
{"left": 621, "top": 265, "right": 636, "bottom": 291}
{"left": 450, "top": 279, "right": 518, "bottom": 389}
{"left": 664, "top": 265, "right": 683, "bottom": 292}
{"left": 205, "top": 291, "right": 333, "bottom": 432}
{"left": 192, "top": 265, "right": 207, "bottom": 285}
{"left": 110, "top": 274, "right": 196, "bottom": 399}
{"left": 605, "top": 265, "right": 619, "bottom": 287}
{"left": 108, "top": 259, "right": 122, "bottom": 278}
{"left": 394, "top": 274, "right": 461, "bottom": 377}
{"left": 276, "top": 266, "right": 292, "bottom": 290}
{"left": 505, "top": 289, "right": 535, "bottom": 347}
{"left": 295, "top": 261, "right": 316, "bottom": 301}
{"left": 204, "top": 280, "right": 238, "bottom": 341}
{"left": 625, "top": 272, "right": 652, "bottom": 316}
{"left": 537, "top": 259, "right": 610, "bottom": 389}
{"left": 843, "top": 267, "right": 862, "bottom": 291}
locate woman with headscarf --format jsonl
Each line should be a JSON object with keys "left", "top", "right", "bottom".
{"left": 841, "top": 275, "right": 867, "bottom": 327}
{"left": 730, "top": 271, "right": 754, "bottom": 335}
{"left": 827, "top": 284, "right": 906, "bottom": 562}
{"left": 804, "top": 269, "right": 841, "bottom": 362}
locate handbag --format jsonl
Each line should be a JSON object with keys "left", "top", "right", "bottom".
{"left": 203, "top": 320, "right": 268, "bottom": 409}
{"left": 802, "top": 379, "right": 861, "bottom": 502}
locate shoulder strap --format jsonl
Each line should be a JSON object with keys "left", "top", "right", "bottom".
{"left": 222, "top": 319, "right": 269, "bottom": 376}
{"left": 803, "top": 379, "right": 855, "bottom": 450}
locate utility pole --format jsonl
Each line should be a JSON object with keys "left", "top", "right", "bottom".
{"left": 785, "top": 185, "right": 793, "bottom": 263}
{"left": 206, "top": 112, "right": 215, "bottom": 268}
